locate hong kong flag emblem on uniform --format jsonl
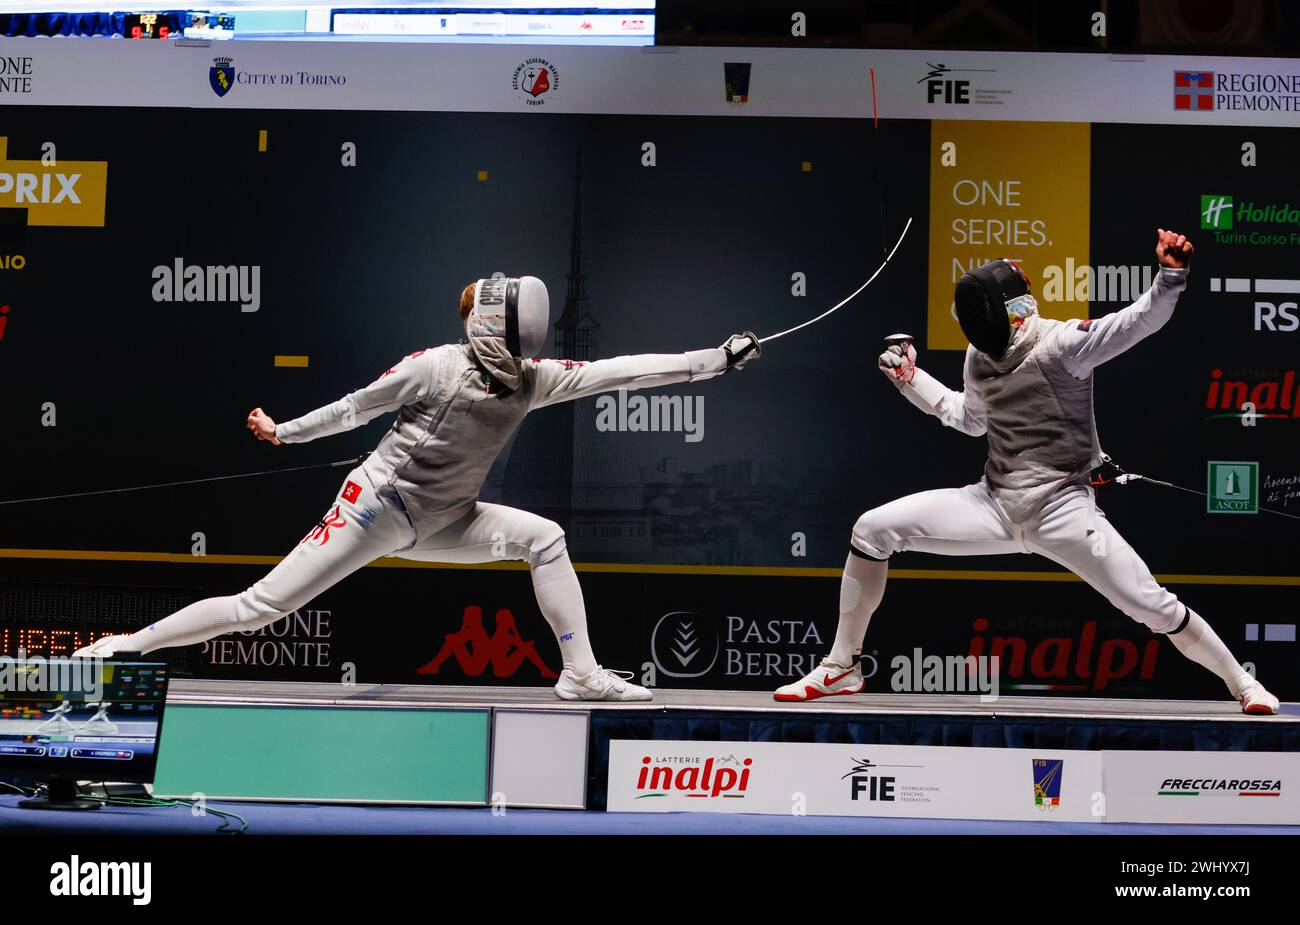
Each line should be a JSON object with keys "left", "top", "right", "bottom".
{"left": 342, "top": 481, "right": 362, "bottom": 504}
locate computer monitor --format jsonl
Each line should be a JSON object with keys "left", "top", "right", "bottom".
{"left": 0, "top": 657, "right": 169, "bottom": 810}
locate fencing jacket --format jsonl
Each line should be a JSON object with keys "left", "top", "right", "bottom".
{"left": 897, "top": 267, "right": 1188, "bottom": 523}
{"left": 276, "top": 343, "right": 727, "bottom": 539}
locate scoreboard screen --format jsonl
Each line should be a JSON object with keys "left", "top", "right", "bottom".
{"left": 123, "top": 12, "right": 178, "bottom": 40}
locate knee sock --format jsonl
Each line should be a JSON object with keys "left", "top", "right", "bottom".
{"left": 119, "top": 595, "right": 240, "bottom": 654}
{"left": 531, "top": 552, "right": 598, "bottom": 676}
{"left": 1168, "top": 609, "right": 1253, "bottom": 697}
{"left": 828, "top": 551, "right": 889, "bottom": 666}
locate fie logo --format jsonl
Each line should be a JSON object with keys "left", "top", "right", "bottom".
{"left": 1201, "top": 194, "right": 1233, "bottom": 230}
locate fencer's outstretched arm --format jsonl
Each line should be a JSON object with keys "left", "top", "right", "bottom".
{"left": 1058, "top": 266, "right": 1187, "bottom": 377}
{"left": 527, "top": 333, "right": 758, "bottom": 410}
{"left": 274, "top": 350, "right": 439, "bottom": 444}
{"left": 879, "top": 345, "right": 988, "bottom": 437}
{"left": 1059, "top": 228, "right": 1194, "bottom": 376}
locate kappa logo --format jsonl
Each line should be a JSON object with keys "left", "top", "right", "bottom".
{"left": 0, "top": 137, "right": 108, "bottom": 227}
{"left": 417, "top": 605, "right": 558, "bottom": 679}
{"left": 650, "top": 612, "right": 720, "bottom": 679}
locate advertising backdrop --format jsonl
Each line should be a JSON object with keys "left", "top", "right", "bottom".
{"left": 1, "top": 39, "right": 1296, "bottom": 698}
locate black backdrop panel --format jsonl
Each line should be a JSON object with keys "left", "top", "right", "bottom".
{"left": 0, "top": 105, "right": 1294, "bottom": 699}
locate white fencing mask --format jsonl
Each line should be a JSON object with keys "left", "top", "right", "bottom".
{"left": 466, "top": 276, "right": 549, "bottom": 389}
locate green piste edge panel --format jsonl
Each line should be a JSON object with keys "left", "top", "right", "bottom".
{"left": 152, "top": 704, "right": 489, "bottom": 804}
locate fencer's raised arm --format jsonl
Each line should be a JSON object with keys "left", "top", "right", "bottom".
{"left": 878, "top": 342, "right": 988, "bottom": 437}
{"left": 275, "top": 350, "right": 439, "bottom": 444}
{"left": 526, "top": 332, "right": 760, "bottom": 410}
{"left": 1058, "top": 266, "right": 1188, "bottom": 377}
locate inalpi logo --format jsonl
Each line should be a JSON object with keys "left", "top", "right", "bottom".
{"left": 635, "top": 755, "right": 752, "bottom": 800}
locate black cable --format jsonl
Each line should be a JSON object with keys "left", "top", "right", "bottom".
{"left": 0, "top": 454, "right": 368, "bottom": 507}
{"left": 85, "top": 792, "right": 249, "bottom": 834}
{"left": 1099, "top": 453, "right": 1300, "bottom": 523}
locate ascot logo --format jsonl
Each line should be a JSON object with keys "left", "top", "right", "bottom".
{"left": 0, "top": 137, "right": 108, "bottom": 227}
{"left": 1206, "top": 461, "right": 1259, "bottom": 514}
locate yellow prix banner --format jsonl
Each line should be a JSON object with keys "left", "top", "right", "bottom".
{"left": 927, "top": 121, "right": 1090, "bottom": 350}
{"left": 0, "top": 136, "right": 108, "bottom": 227}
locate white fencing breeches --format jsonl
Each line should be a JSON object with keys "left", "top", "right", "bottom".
{"left": 119, "top": 468, "right": 588, "bottom": 669}
{"left": 849, "top": 481, "right": 1186, "bottom": 634}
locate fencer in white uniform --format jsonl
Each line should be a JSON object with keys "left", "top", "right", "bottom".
{"left": 77, "top": 276, "right": 761, "bottom": 701}
{"left": 776, "top": 230, "right": 1280, "bottom": 714}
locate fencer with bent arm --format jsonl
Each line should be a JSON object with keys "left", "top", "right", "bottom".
{"left": 775, "top": 230, "right": 1279, "bottom": 714}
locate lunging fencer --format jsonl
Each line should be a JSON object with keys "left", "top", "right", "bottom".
{"left": 775, "top": 229, "right": 1280, "bottom": 714}
{"left": 77, "top": 276, "right": 760, "bottom": 701}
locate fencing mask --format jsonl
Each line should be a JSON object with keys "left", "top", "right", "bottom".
{"left": 466, "top": 276, "right": 549, "bottom": 389}
{"left": 954, "top": 258, "right": 1036, "bottom": 358}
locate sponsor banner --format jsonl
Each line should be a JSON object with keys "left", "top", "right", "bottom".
{"left": 4, "top": 553, "right": 1295, "bottom": 701}
{"left": 926, "top": 120, "right": 1090, "bottom": 349}
{"left": 608, "top": 739, "right": 1103, "bottom": 821}
{"left": 0, "top": 37, "right": 187, "bottom": 108}
{"left": 1103, "top": 750, "right": 1300, "bottom": 825}
{"left": 0, "top": 137, "right": 109, "bottom": 228}
{"left": 2, "top": 38, "right": 1298, "bottom": 126}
